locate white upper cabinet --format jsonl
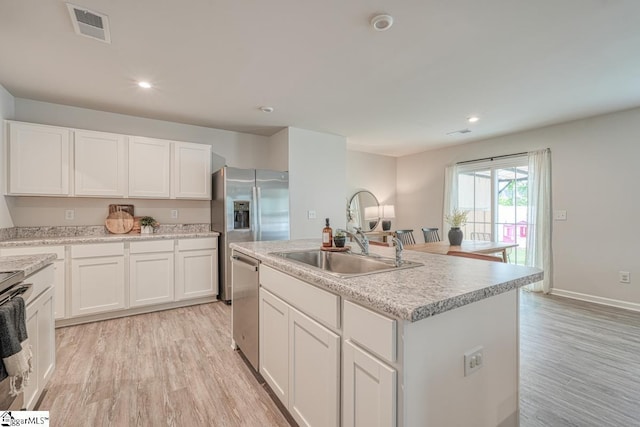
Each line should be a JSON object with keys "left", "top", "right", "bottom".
{"left": 7, "top": 121, "right": 71, "bottom": 195}
{"left": 74, "top": 130, "right": 127, "bottom": 197}
{"left": 172, "top": 141, "right": 211, "bottom": 199}
{"left": 128, "top": 136, "right": 171, "bottom": 198}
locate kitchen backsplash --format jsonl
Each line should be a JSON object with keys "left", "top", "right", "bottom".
{"left": 0, "top": 224, "right": 211, "bottom": 240}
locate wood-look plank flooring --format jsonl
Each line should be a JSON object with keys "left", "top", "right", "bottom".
{"left": 38, "top": 303, "right": 291, "bottom": 427}
{"left": 520, "top": 290, "right": 640, "bottom": 426}
{"left": 39, "top": 293, "right": 640, "bottom": 426}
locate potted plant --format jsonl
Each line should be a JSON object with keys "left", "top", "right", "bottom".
{"left": 334, "top": 230, "right": 347, "bottom": 248}
{"left": 444, "top": 208, "right": 469, "bottom": 245}
{"left": 140, "top": 216, "right": 158, "bottom": 234}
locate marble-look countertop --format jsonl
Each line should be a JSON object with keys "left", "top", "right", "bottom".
{"left": 0, "top": 231, "right": 220, "bottom": 248}
{"left": 0, "top": 254, "right": 57, "bottom": 276}
{"left": 231, "top": 239, "right": 543, "bottom": 322}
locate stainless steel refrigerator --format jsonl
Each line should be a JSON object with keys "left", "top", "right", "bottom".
{"left": 211, "top": 167, "right": 290, "bottom": 302}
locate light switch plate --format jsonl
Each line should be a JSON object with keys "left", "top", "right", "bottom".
{"left": 170, "top": 209, "right": 178, "bottom": 219}
{"left": 65, "top": 209, "right": 75, "bottom": 220}
{"left": 307, "top": 210, "right": 316, "bottom": 219}
{"left": 553, "top": 210, "right": 567, "bottom": 221}
{"left": 464, "top": 346, "right": 484, "bottom": 376}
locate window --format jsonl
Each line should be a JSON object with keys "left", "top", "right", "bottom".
{"left": 456, "top": 156, "right": 528, "bottom": 265}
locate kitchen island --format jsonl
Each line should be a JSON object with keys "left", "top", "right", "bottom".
{"left": 231, "top": 239, "right": 542, "bottom": 427}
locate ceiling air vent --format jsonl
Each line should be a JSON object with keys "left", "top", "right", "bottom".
{"left": 66, "top": 3, "right": 111, "bottom": 43}
{"left": 446, "top": 129, "right": 472, "bottom": 136}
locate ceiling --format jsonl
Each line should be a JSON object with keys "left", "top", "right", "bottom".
{"left": 1, "top": 1, "right": 639, "bottom": 157}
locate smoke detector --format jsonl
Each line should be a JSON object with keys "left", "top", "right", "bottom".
{"left": 66, "top": 3, "right": 111, "bottom": 43}
{"left": 371, "top": 14, "right": 394, "bottom": 31}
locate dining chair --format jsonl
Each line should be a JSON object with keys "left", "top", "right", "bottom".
{"left": 446, "top": 250, "right": 503, "bottom": 263}
{"left": 421, "top": 227, "right": 440, "bottom": 243}
{"left": 470, "top": 232, "right": 492, "bottom": 241}
{"left": 394, "top": 229, "right": 416, "bottom": 246}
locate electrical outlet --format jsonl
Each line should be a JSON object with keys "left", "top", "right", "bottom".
{"left": 65, "top": 209, "right": 75, "bottom": 220}
{"left": 464, "top": 346, "right": 484, "bottom": 376}
{"left": 307, "top": 210, "right": 316, "bottom": 220}
{"left": 170, "top": 209, "right": 178, "bottom": 219}
{"left": 619, "top": 271, "right": 631, "bottom": 284}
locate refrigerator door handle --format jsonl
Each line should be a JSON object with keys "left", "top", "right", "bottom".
{"left": 256, "top": 186, "right": 263, "bottom": 240}
{"left": 251, "top": 185, "right": 259, "bottom": 241}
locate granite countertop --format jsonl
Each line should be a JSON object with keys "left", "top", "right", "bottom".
{"left": 231, "top": 239, "right": 543, "bottom": 322}
{"left": 0, "top": 254, "right": 57, "bottom": 276}
{"left": 0, "top": 231, "right": 220, "bottom": 248}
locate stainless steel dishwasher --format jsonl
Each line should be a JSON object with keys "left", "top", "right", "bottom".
{"left": 231, "top": 250, "right": 260, "bottom": 371}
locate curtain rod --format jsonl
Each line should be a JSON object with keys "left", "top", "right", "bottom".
{"left": 456, "top": 151, "right": 528, "bottom": 165}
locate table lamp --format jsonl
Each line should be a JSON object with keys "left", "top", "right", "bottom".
{"left": 381, "top": 205, "right": 395, "bottom": 231}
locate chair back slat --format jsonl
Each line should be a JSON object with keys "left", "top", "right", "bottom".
{"left": 395, "top": 229, "right": 416, "bottom": 245}
{"left": 421, "top": 227, "right": 440, "bottom": 243}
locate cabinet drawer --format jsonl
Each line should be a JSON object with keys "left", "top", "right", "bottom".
{"left": 24, "top": 264, "right": 55, "bottom": 305}
{"left": 178, "top": 237, "right": 217, "bottom": 251}
{"left": 0, "top": 245, "right": 65, "bottom": 259}
{"left": 260, "top": 265, "right": 340, "bottom": 330}
{"left": 71, "top": 242, "right": 124, "bottom": 258}
{"left": 130, "top": 239, "right": 174, "bottom": 254}
{"left": 344, "top": 300, "right": 396, "bottom": 363}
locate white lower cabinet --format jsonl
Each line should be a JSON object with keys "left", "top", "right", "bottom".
{"left": 129, "top": 240, "right": 175, "bottom": 307}
{"left": 71, "top": 243, "right": 126, "bottom": 316}
{"left": 259, "top": 287, "right": 340, "bottom": 427}
{"left": 289, "top": 307, "right": 340, "bottom": 427}
{"left": 176, "top": 238, "right": 218, "bottom": 300}
{"left": 343, "top": 340, "right": 397, "bottom": 427}
{"left": 23, "top": 266, "right": 56, "bottom": 410}
{"left": 259, "top": 288, "right": 289, "bottom": 403}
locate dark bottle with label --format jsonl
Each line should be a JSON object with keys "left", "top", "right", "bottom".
{"left": 322, "top": 218, "right": 333, "bottom": 248}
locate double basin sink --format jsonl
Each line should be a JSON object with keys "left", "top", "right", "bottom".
{"left": 270, "top": 249, "right": 422, "bottom": 278}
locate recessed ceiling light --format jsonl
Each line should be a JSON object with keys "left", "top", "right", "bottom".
{"left": 138, "top": 81, "right": 152, "bottom": 89}
{"left": 371, "top": 14, "right": 394, "bottom": 31}
{"left": 467, "top": 116, "right": 480, "bottom": 123}
{"left": 260, "top": 106, "right": 274, "bottom": 113}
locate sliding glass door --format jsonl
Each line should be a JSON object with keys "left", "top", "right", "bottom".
{"left": 457, "top": 157, "right": 528, "bottom": 265}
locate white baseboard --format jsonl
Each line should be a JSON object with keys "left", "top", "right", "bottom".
{"left": 550, "top": 288, "right": 640, "bottom": 312}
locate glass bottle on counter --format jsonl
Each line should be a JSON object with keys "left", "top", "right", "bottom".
{"left": 322, "top": 218, "right": 333, "bottom": 248}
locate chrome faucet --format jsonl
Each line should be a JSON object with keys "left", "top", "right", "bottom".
{"left": 391, "top": 237, "right": 404, "bottom": 267}
{"left": 337, "top": 228, "right": 369, "bottom": 255}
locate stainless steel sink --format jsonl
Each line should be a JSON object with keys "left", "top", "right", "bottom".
{"left": 270, "top": 249, "right": 422, "bottom": 277}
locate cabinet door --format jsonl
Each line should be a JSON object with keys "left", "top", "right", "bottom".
{"left": 289, "top": 307, "right": 340, "bottom": 427}
{"left": 24, "top": 286, "right": 55, "bottom": 410}
{"left": 7, "top": 121, "right": 70, "bottom": 195}
{"left": 129, "top": 136, "right": 171, "bottom": 198}
{"left": 71, "top": 256, "right": 125, "bottom": 316}
{"left": 343, "top": 340, "right": 397, "bottom": 427}
{"left": 175, "top": 249, "right": 217, "bottom": 300}
{"left": 74, "top": 130, "right": 127, "bottom": 197}
{"left": 172, "top": 141, "right": 211, "bottom": 199}
{"left": 130, "top": 252, "right": 175, "bottom": 307}
{"left": 259, "top": 288, "right": 289, "bottom": 406}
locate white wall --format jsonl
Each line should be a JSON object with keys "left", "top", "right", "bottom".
{"left": 0, "top": 86, "right": 15, "bottom": 228}
{"left": 268, "top": 128, "right": 289, "bottom": 171}
{"left": 397, "top": 107, "right": 640, "bottom": 308}
{"left": 288, "top": 127, "right": 346, "bottom": 239}
{"left": 346, "top": 150, "right": 397, "bottom": 229}
{"left": 7, "top": 98, "right": 284, "bottom": 226}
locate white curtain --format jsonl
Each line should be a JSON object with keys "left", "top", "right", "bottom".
{"left": 525, "top": 148, "right": 553, "bottom": 293}
{"left": 443, "top": 165, "right": 458, "bottom": 234}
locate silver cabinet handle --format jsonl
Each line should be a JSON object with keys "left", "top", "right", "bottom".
{"left": 231, "top": 255, "right": 259, "bottom": 271}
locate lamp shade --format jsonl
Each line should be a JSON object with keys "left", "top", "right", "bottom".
{"left": 381, "top": 205, "right": 395, "bottom": 219}
{"left": 364, "top": 206, "right": 379, "bottom": 220}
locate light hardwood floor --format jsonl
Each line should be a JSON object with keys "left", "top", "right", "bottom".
{"left": 519, "top": 291, "right": 640, "bottom": 426}
{"left": 38, "top": 303, "right": 291, "bottom": 427}
{"left": 39, "top": 292, "right": 640, "bottom": 426}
